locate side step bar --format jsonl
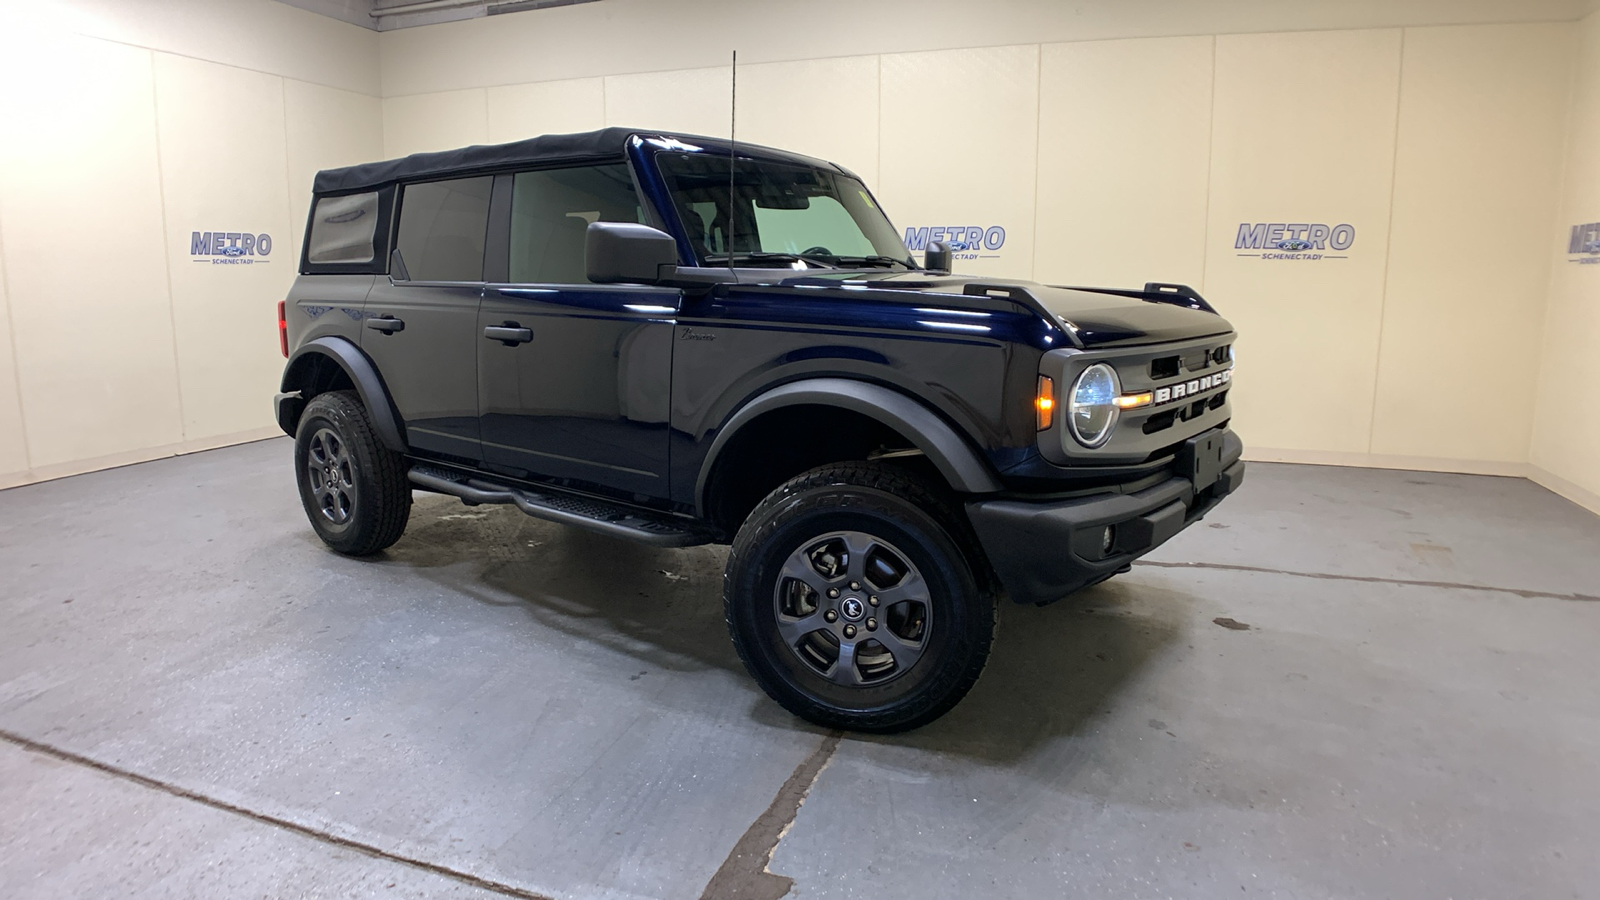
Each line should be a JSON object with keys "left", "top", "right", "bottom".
{"left": 408, "top": 464, "right": 715, "bottom": 548}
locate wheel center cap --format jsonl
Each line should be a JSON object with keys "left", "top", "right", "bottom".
{"left": 840, "top": 597, "right": 865, "bottom": 622}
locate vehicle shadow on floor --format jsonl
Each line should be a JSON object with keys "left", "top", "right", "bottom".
{"left": 376, "top": 497, "right": 1185, "bottom": 763}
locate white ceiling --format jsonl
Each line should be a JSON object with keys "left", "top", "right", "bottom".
{"left": 275, "top": 0, "right": 1600, "bottom": 34}
{"left": 274, "top": 0, "right": 602, "bottom": 31}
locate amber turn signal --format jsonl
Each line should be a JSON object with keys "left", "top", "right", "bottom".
{"left": 1112, "top": 392, "right": 1153, "bottom": 410}
{"left": 1035, "top": 375, "right": 1055, "bottom": 431}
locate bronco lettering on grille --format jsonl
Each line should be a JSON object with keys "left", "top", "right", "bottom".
{"left": 1153, "top": 368, "right": 1232, "bottom": 406}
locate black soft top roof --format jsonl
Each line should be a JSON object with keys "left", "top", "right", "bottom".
{"left": 312, "top": 127, "right": 842, "bottom": 195}
{"left": 313, "top": 126, "right": 640, "bottom": 194}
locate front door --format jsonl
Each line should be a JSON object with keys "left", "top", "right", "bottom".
{"left": 477, "top": 164, "right": 678, "bottom": 503}
{"left": 361, "top": 175, "right": 492, "bottom": 463}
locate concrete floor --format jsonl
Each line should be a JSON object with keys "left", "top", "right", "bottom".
{"left": 1, "top": 439, "right": 1598, "bottom": 900}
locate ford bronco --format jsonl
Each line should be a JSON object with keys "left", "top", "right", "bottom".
{"left": 275, "top": 127, "right": 1244, "bottom": 732}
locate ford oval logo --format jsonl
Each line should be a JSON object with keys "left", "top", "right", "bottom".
{"left": 221, "top": 245, "right": 246, "bottom": 257}
{"left": 947, "top": 240, "right": 971, "bottom": 251}
{"left": 1275, "top": 238, "right": 1312, "bottom": 251}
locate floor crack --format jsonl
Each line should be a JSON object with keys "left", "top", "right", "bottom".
{"left": 1135, "top": 560, "right": 1599, "bottom": 602}
{"left": 0, "top": 727, "right": 551, "bottom": 899}
{"left": 699, "top": 730, "right": 842, "bottom": 900}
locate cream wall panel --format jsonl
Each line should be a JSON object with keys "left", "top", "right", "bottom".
{"left": 383, "top": 89, "right": 488, "bottom": 159}
{"left": 0, "top": 253, "right": 29, "bottom": 480}
{"left": 153, "top": 54, "right": 294, "bottom": 443}
{"left": 735, "top": 57, "right": 880, "bottom": 187}
{"left": 1035, "top": 36, "right": 1213, "bottom": 288}
{"left": 53, "top": 0, "right": 380, "bottom": 95}
{"left": 285, "top": 79, "right": 384, "bottom": 258}
{"left": 487, "top": 78, "right": 606, "bottom": 144}
{"left": 0, "top": 33, "right": 184, "bottom": 468}
{"left": 878, "top": 45, "right": 1039, "bottom": 277}
{"left": 378, "top": 0, "right": 1593, "bottom": 99}
{"left": 603, "top": 67, "right": 733, "bottom": 137}
{"left": 1203, "top": 29, "right": 1403, "bottom": 454}
{"left": 1372, "top": 24, "right": 1574, "bottom": 463}
{"left": 1532, "top": 11, "right": 1600, "bottom": 503}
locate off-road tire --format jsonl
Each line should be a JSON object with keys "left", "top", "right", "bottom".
{"left": 724, "top": 462, "right": 995, "bottom": 733}
{"left": 294, "top": 390, "right": 411, "bottom": 556}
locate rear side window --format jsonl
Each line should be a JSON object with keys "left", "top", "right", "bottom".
{"left": 509, "top": 165, "right": 642, "bottom": 284}
{"left": 396, "top": 177, "right": 493, "bottom": 282}
{"left": 307, "top": 192, "right": 380, "bottom": 264}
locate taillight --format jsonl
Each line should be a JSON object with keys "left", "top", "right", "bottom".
{"left": 277, "top": 300, "right": 288, "bottom": 358}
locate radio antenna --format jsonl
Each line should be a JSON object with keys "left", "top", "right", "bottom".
{"left": 727, "top": 49, "right": 737, "bottom": 275}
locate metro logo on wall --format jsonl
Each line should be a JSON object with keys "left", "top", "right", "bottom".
{"left": 902, "top": 225, "right": 1007, "bottom": 261}
{"left": 1568, "top": 222, "right": 1600, "bottom": 266}
{"left": 1234, "top": 222, "right": 1355, "bottom": 261}
{"left": 191, "top": 231, "right": 274, "bottom": 265}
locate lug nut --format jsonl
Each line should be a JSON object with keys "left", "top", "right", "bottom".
{"left": 866, "top": 617, "right": 877, "bottom": 632}
{"left": 869, "top": 595, "right": 879, "bottom": 607}
{"left": 824, "top": 610, "right": 837, "bottom": 623}
{"left": 849, "top": 581, "right": 861, "bottom": 591}
{"left": 827, "top": 588, "right": 840, "bottom": 599}
{"left": 843, "top": 624, "right": 857, "bottom": 638}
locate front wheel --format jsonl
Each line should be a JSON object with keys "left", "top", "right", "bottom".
{"left": 294, "top": 390, "right": 411, "bottom": 556}
{"left": 724, "top": 463, "right": 995, "bottom": 732}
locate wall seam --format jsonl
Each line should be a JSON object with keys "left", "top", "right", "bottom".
{"left": 147, "top": 50, "right": 190, "bottom": 442}
{"left": 1365, "top": 26, "right": 1407, "bottom": 455}
{"left": 1029, "top": 43, "right": 1044, "bottom": 282}
{"left": 0, "top": 191, "right": 34, "bottom": 474}
{"left": 281, "top": 76, "right": 298, "bottom": 264}
{"left": 875, "top": 54, "right": 882, "bottom": 189}
{"left": 1199, "top": 34, "right": 1218, "bottom": 290}
{"left": 66, "top": 33, "right": 379, "bottom": 100}
{"left": 1527, "top": 19, "right": 1586, "bottom": 470}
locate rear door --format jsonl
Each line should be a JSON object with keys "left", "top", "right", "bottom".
{"left": 477, "top": 163, "right": 679, "bottom": 503}
{"left": 362, "top": 176, "right": 492, "bottom": 464}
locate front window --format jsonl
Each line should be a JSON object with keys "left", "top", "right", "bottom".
{"left": 657, "top": 152, "right": 914, "bottom": 270}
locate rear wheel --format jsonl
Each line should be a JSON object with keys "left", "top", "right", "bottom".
{"left": 724, "top": 463, "right": 994, "bottom": 732}
{"left": 294, "top": 390, "right": 411, "bottom": 556}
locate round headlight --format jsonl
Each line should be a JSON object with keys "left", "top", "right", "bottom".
{"left": 1069, "top": 363, "right": 1120, "bottom": 448}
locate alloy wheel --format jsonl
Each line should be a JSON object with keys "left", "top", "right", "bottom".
{"left": 306, "top": 426, "right": 357, "bottom": 528}
{"left": 772, "top": 531, "right": 932, "bottom": 686}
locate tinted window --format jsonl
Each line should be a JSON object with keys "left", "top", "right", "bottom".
{"left": 752, "top": 195, "right": 876, "bottom": 257}
{"left": 396, "top": 177, "right": 492, "bottom": 282}
{"left": 658, "top": 153, "right": 910, "bottom": 268}
{"left": 307, "top": 192, "right": 380, "bottom": 264}
{"left": 509, "top": 165, "right": 642, "bottom": 284}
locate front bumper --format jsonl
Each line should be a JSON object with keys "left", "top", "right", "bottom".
{"left": 967, "top": 429, "right": 1245, "bottom": 605}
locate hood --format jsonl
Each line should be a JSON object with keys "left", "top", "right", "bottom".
{"left": 768, "top": 271, "right": 1234, "bottom": 348}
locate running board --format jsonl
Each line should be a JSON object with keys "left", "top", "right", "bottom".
{"left": 408, "top": 464, "right": 714, "bottom": 548}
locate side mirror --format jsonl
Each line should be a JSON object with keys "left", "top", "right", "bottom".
{"left": 924, "top": 241, "right": 952, "bottom": 275}
{"left": 586, "top": 222, "right": 678, "bottom": 284}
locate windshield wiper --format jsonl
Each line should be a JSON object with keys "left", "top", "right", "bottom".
{"left": 703, "top": 252, "right": 832, "bottom": 268}
{"left": 828, "top": 255, "right": 913, "bottom": 270}
{"left": 704, "top": 252, "right": 912, "bottom": 270}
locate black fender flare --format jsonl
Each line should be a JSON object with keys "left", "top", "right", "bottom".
{"left": 278, "top": 336, "right": 407, "bottom": 452}
{"left": 695, "top": 377, "right": 1004, "bottom": 516}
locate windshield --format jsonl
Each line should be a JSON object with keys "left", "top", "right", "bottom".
{"left": 657, "top": 152, "right": 915, "bottom": 270}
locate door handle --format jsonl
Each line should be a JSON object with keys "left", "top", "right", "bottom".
{"left": 484, "top": 325, "right": 533, "bottom": 346}
{"left": 366, "top": 316, "right": 405, "bottom": 334}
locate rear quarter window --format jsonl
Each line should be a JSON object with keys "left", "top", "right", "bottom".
{"left": 301, "top": 187, "right": 394, "bottom": 275}
{"left": 307, "top": 192, "right": 380, "bottom": 264}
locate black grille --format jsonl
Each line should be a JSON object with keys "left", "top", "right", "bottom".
{"left": 1150, "top": 343, "right": 1229, "bottom": 379}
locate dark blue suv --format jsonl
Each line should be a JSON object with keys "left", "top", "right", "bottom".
{"left": 275, "top": 127, "right": 1244, "bottom": 732}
